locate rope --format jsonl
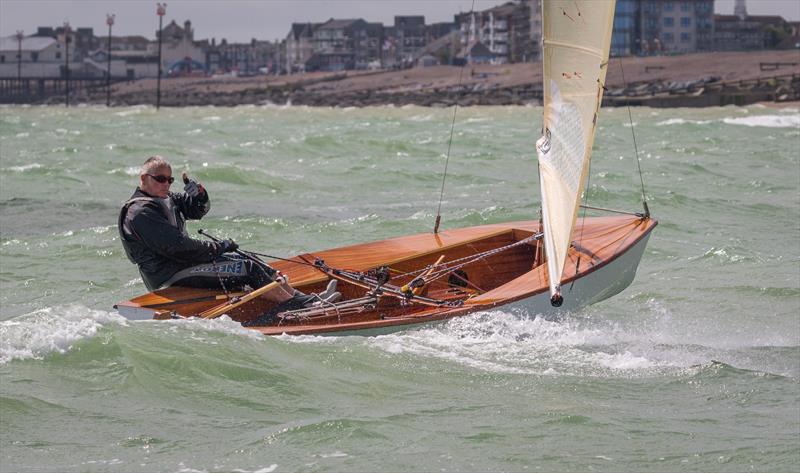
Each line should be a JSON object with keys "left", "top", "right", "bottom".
{"left": 434, "top": 0, "right": 476, "bottom": 234}
{"left": 395, "top": 233, "right": 542, "bottom": 285}
{"left": 246, "top": 249, "right": 318, "bottom": 268}
{"left": 618, "top": 57, "right": 650, "bottom": 217}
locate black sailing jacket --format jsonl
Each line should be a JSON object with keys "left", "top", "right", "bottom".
{"left": 118, "top": 187, "right": 222, "bottom": 290}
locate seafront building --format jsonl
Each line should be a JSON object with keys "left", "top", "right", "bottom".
{"left": 1, "top": 0, "right": 794, "bottom": 79}
{"left": 611, "top": 0, "right": 791, "bottom": 56}
{"left": 456, "top": 1, "right": 541, "bottom": 64}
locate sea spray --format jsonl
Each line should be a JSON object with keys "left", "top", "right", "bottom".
{"left": 0, "top": 305, "right": 126, "bottom": 364}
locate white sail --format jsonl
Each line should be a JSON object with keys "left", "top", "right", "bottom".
{"left": 536, "top": 0, "right": 616, "bottom": 304}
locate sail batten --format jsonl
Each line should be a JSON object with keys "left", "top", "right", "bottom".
{"left": 536, "top": 0, "right": 616, "bottom": 303}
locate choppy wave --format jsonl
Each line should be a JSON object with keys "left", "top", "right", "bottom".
{"left": 656, "top": 114, "right": 800, "bottom": 128}
{"left": 0, "top": 305, "right": 126, "bottom": 364}
{"left": 656, "top": 118, "right": 714, "bottom": 126}
{"left": 3, "top": 163, "right": 43, "bottom": 173}
{"left": 0, "top": 308, "right": 269, "bottom": 366}
{"left": 363, "top": 310, "right": 660, "bottom": 376}
{"left": 722, "top": 114, "right": 800, "bottom": 128}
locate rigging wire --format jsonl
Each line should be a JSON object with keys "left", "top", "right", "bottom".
{"left": 573, "top": 77, "right": 608, "bottom": 284}
{"left": 618, "top": 57, "right": 651, "bottom": 217}
{"left": 434, "top": 0, "right": 476, "bottom": 234}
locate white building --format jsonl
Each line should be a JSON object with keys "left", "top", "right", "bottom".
{"left": 0, "top": 35, "right": 72, "bottom": 77}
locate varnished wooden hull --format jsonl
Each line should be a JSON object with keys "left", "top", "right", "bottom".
{"left": 115, "top": 216, "right": 657, "bottom": 335}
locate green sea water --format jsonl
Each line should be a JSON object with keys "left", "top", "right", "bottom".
{"left": 0, "top": 104, "right": 798, "bottom": 472}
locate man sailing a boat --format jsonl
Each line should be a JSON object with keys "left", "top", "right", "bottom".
{"left": 118, "top": 156, "right": 338, "bottom": 317}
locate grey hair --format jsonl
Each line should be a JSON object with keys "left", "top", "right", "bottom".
{"left": 141, "top": 156, "right": 172, "bottom": 175}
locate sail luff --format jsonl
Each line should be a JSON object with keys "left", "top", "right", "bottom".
{"left": 536, "top": 0, "right": 617, "bottom": 304}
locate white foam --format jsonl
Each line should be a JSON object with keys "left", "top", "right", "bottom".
{"left": 5, "top": 163, "right": 42, "bottom": 172}
{"left": 656, "top": 118, "right": 712, "bottom": 126}
{"left": 366, "top": 310, "right": 663, "bottom": 376}
{"left": 114, "top": 106, "right": 147, "bottom": 117}
{"left": 0, "top": 306, "right": 127, "bottom": 364}
{"left": 153, "top": 315, "right": 264, "bottom": 341}
{"left": 722, "top": 114, "right": 800, "bottom": 128}
{"left": 106, "top": 166, "right": 141, "bottom": 176}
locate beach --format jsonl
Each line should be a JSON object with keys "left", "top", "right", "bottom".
{"left": 72, "top": 49, "right": 800, "bottom": 107}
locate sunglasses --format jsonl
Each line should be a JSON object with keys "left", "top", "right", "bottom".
{"left": 146, "top": 174, "right": 174, "bottom": 184}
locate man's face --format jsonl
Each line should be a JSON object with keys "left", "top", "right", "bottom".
{"left": 140, "top": 166, "right": 173, "bottom": 198}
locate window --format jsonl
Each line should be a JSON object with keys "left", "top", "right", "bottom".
{"left": 681, "top": 32, "right": 691, "bottom": 42}
{"left": 681, "top": 17, "right": 692, "bottom": 27}
{"left": 0, "top": 55, "right": 4, "bottom": 63}
{"left": 664, "top": 2, "right": 674, "bottom": 12}
{"left": 681, "top": 2, "right": 690, "bottom": 12}
{"left": 615, "top": 17, "right": 634, "bottom": 29}
{"left": 56, "top": 52, "right": 61, "bottom": 59}
{"left": 664, "top": 17, "right": 675, "bottom": 27}
{"left": 31, "top": 52, "right": 38, "bottom": 62}
{"left": 663, "top": 32, "right": 675, "bottom": 43}
{"left": 618, "top": 0, "right": 636, "bottom": 13}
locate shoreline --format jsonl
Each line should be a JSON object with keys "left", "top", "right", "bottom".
{"left": 8, "top": 50, "right": 800, "bottom": 108}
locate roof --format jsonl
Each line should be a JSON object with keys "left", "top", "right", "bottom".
{"left": 485, "top": 2, "right": 519, "bottom": 16}
{"left": 0, "top": 35, "right": 56, "bottom": 52}
{"left": 748, "top": 15, "right": 787, "bottom": 25}
{"left": 318, "top": 19, "right": 360, "bottom": 30}
{"left": 288, "top": 22, "right": 318, "bottom": 40}
{"left": 715, "top": 14, "right": 787, "bottom": 25}
{"left": 458, "top": 40, "right": 495, "bottom": 58}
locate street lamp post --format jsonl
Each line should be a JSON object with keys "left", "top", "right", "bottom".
{"left": 156, "top": 3, "right": 166, "bottom": 109}
{"left": 64, "top": 21, "right": 71, "bottom": 107}
{"left": 106, "top": 14, "right": 115, "bottom": 106}
{"left": 15, "top": 30, "right": 23, "bottom": 82}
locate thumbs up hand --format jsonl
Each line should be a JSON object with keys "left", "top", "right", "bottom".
{"left": 182, "top": 172, "right": 204, "bottom": 197}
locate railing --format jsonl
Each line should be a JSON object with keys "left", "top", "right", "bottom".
{"left": 760, "top": 62, "right": 799, "bottom": 71}
{"left": 0, "top": 76, "right": 130, "bottom": 104}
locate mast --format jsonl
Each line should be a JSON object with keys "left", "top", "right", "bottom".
{"left": 535, "top": 0, "right": 616, "bottom": 306}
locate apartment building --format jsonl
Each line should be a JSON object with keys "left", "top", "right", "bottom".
{"left": 394, "top": 16, "right": 426, "bottom": 65}
{"left": 456, "top": 1, "right": 537, "bottom": 64}
{"left": 306, "top": 19, "right": 383, "bottom": 71}
{"left": 639, "top": 0, "right": 715, "bottom": 54}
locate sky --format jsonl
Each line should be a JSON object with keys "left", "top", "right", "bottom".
{"left": 2, "top": 0, "right": 799, "bottom": 43}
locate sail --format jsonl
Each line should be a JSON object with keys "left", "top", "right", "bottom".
{"left": 536, "top": 0, "right": 616, "bottom": 304}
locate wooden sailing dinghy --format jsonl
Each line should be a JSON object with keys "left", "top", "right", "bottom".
{"left": 115, "top": 0, "right": 657, "bottom": 335}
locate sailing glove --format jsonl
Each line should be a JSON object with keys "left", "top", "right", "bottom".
{"left": 183, "top": 179, "right": 204, "bottom": 197}
{"left": 219, "top": 239, "right": 238, "bottom": 254}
